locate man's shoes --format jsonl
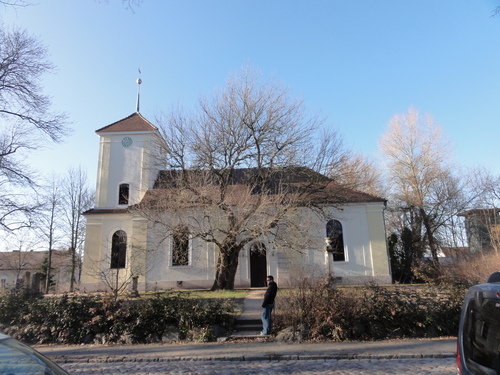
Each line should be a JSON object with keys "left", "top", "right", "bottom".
{"left": 260, "top": 332, "right": 268, "bottom": 336}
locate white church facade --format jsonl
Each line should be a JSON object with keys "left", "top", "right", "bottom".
{"left": 80, "top": 112, "right": 392, "bottom": 292}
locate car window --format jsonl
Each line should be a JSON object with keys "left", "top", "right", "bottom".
{"left": 0, "top": 337, "right": 68, "bottom": 375}
{"left": 462, "top": 297, "right": 500, "bottom": 375}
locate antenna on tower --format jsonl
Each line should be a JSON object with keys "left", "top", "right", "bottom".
{"left": 136, "top": 69, "right": 142, "bottom": 113}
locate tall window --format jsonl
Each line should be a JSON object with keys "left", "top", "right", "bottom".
{"left": 119, "top": 184, "right": 129, "bottom": 205}
{"left": 326, "top": 219, "right": 345, "bottom": 261}
{"left": 172, "top": 225, "right": 189, "bottom": 266}
{"left": 111, "top": 230, "right": 127, "bottom": 269}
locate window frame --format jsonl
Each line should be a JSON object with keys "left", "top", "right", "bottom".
{"left": 171, "top": 225, "right": 191, "bottom": 267}
{"left": 118, "top": 183, "right": 130, "bottom": 205}
{"left": 326, "top": 219, "right": 346, "bottom": 262}
{"left": 110, "top": 230, "right": 127, "bottom": 269}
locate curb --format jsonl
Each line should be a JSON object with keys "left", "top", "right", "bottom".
{"left": 52, "top": 352, "right": 457, "bottom": 364}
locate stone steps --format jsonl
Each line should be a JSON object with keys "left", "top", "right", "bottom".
{"left": 229, "top": 318, "right": 265, "bottom": 341}
{"left": 233, "top": 318, "right": 262, "bottom": 332}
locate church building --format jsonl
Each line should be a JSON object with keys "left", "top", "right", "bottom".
{"left": 80, "top": 111, "right": 392, "bottom": 292}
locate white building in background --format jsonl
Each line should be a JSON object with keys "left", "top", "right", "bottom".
{"left": 0, "top": 250, "right": 73, "bottom": 292}
{"left": 80, "top": 112, "right": 391, "bottom": 292}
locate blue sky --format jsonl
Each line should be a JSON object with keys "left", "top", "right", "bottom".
{"left": 3, "top": 0, "right": 500, "bottom": 188}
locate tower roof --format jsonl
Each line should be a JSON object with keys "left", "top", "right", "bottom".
{"left": 95, "top": 112, "right": 157, "bottom": 134}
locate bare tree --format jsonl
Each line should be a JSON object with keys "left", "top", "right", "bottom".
{"left": 0, "top": 125, "right": 39, "bottom": 231}
{"left": 36, "top": 175, "right": 63, "bottom": 293}
{"left": 481, "top": 171, "right": 500, "bottom": 253}
{"left": 379, "top": 107, "right": 472, "bottom": 265}
{"left": 138, "top": 67, "right": 349, "bottom": 290}
{"left": 326, "top": 150, "right": 385, "bottom": 196}
{"left": 0, "top": 27, "right": 67, "bottom": 141}
{"left": 457, "top": 169, "right": 500, "bottom": 255}
{"left": 492, "top": 6, "right": 500, "bottom": 17}
{"left": 61, "top": 166, "right": 93, "bottom": 292}
{"left": 83, "top": 232, "right": 147, "bottom": 300}
{"left": 0, "top": 0, "right": 32, "bottom": 8}
{"left": 0, "top": 228, "right": 42, "bottom": 287}
{"left": 0, "top": 26, "right": 68, "bottom": 231}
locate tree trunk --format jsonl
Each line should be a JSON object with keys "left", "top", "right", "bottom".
{"left": 420, "top": 209, "right": 440, "bottom": 266}
{"left": 114, "top": 268, "right": 119, "bottom": 301}
{"left": 69, "top": 247, "right": 76, "bottom": 292}
{"left": 44, "top": 248, "right": 53, "bottom": 294}
{"left": 211, "top": 245, "right": 242, "bottom": 290}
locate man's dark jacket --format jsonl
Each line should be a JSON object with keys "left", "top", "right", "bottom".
{"left": 262, "top": 281, "right": 278, "bottom": 307}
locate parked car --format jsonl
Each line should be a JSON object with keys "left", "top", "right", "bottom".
{"left": 457, "top": 272, "right": 500, "bottom": 375}
{"left": 0, "top": 333, "right": 69, "bottom": 374}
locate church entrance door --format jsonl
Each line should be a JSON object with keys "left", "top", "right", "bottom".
{"left": 250, "top": 243, "right": 267, "bottom": 287}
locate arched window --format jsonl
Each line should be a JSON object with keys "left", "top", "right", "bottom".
{"left": 111, "top": 230, "right": 127, "bottom": 269}
{"left": 118, "top": 184, "right": 129, "bottom": 205}
{"left": 326, "top": 219, "right": 345, "bottom": 261}
{"left": 172, "top": 225, "right": 189, "bottom": 266}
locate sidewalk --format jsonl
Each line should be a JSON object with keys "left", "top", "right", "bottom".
{"left": 35, "top": 289, "right": 457, "bottom": 363}
{"left": 238, "top": 288, "right": 265, "bottom": 320}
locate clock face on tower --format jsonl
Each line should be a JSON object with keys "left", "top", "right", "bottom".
{"left": 121, "top": 137, "right": 133, "bottom": 147}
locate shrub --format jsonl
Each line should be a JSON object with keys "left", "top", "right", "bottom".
{"left": 0, "top": 288, "right": 43, "bottom": 326}
{"left": 126, "top": 294, "right": 181, "bottom": 343}
{"left": 0, "top": 290, "right": 235, "bottom": 345}
{"left": 440, "top": 252, "right": 500, "bottom": 286}
{"left": 274, "top": 277, "right": 467, "bottom": 341}
{"left": 176, "top": 297, "right": 233, "bottom": 337}
{"left": 0, "top": 280, "right": 465, "bottom": 345}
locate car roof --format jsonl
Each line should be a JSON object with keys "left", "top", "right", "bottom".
{"left": 465, "top": 279, "right": 500, "bottom": 300}
{"left": 0, "top": 333, "right": 9, "bottom": 340}
{"left": 486, "top": 271, "right": 500, "bottom": 283}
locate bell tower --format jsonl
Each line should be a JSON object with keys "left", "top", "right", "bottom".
{"left": 93, "top": 111, "right": 162, "bottom": 209}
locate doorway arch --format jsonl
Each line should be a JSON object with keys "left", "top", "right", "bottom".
{"left": 250, "top": 242, "right": 267, "bottom": 287}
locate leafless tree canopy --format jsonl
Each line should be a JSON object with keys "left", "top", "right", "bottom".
{"left": 0, "top": 27, "right": 67, "bottom": 142}
{"left": 61, "top": 167, "right": 94, "bottom": 292}
{"left": 379, "top": 107, "right": 479, "bottom": 271}
{"left": 0, "top": 0, "right": 32, "bottom": 8}
{"left": 326, "top": 150, "right": 384, "bottom": 197}
{"left": 36, "top": 175, "right": 62, "bottom": 293}
{"left": 144, "top": 67, "right": 349, "bottom": 290}
{"left": 0, "top": 26, "right": 68, "bottom": 231}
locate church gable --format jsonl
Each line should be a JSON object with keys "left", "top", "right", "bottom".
{"left": 95, "top": 112, "right": 157, "bottom": 133}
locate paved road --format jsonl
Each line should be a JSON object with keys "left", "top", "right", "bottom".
{"left": 41, "top": 337, "right": 457, "bottom": 374}
{"left": 59, "top": 357, "right": 457, "bottom": 374}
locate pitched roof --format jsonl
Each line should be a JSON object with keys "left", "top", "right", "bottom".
{"left": 95, "top": 112, "right": 157, "bottom": 133}
{"left": 153, "top": 167, "right": 331, "bottom": 189}
{"left": 0, "top": 250, "right": 72, "bottom": 271}
{"left": 139, "top": 167, "right": 385, "bottom": 208}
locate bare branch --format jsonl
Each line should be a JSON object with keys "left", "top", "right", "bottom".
{"left": 379, "top": 107, "right": 472, "bottom": 269}
{"left": 0, "top": 26, "right": 69, "bottom": 231}
{"left": 141, "top": 66, "right": 345, "bottom": 290}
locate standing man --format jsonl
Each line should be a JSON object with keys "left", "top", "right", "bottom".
{"left": 261, "top": 275, "right": 278, "bottom": 335}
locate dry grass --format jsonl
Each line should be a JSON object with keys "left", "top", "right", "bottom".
{"left": 441, "top": 252, "right": 500, "bottom": 285}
